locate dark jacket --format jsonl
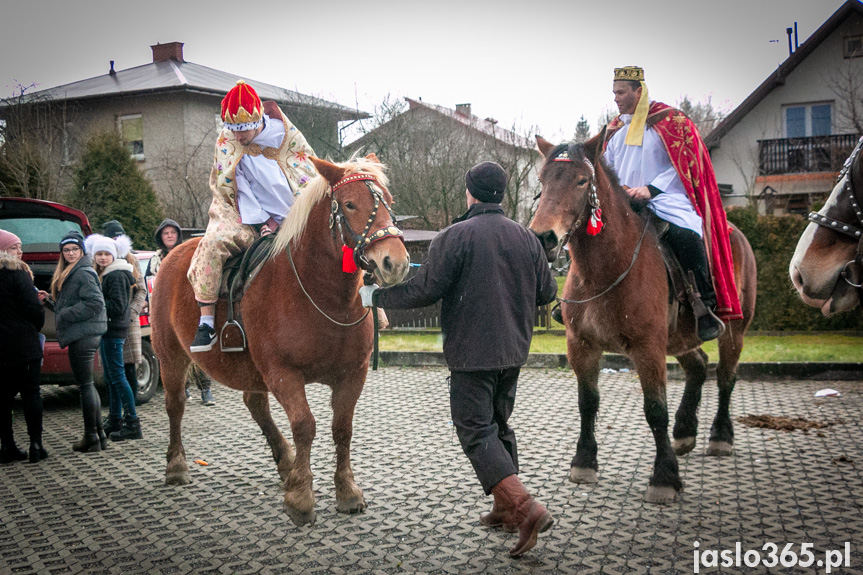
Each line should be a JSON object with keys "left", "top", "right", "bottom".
{"left": 52, "top": 256, "right": 107, "bottom": 348}
{"left": 375, "top": 203, "right": 557, "bottom": 371}
{"left": 100, "top": 259, "right": 135, "bottom": 339}
{"left": 0, "top": 254, "right": 45, "bottom": 365}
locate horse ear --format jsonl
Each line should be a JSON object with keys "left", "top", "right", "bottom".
{"left": 365, "top": 152, "right": 380, "bottom": 164}
{"left": 310, "top": 156, "right": 347, "bottom": 186}
{"left": 536, "top": 135, "right": 554, "bottom": 158}
{"left": 583, "top": 126, "right": 607, "bottom": 161}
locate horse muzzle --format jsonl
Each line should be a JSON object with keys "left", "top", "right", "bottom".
{"left": 533, "top": 229, "right": 564, "bottom": 263}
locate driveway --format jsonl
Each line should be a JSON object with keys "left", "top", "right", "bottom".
{"left": 1, "top": 368, "right": 861, "bottom": 574}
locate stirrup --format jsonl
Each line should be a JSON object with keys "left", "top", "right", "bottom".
{"left": 220, "top": 320, "right": 247, "bottom": 352}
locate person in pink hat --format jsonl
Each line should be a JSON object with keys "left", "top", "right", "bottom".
{"left": 0, "top": 229, "right": 48, "bottom": 464}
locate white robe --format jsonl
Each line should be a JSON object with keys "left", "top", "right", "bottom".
{"left": 604, "top": 112, "right": 703, "bottom": 236}
{"left": 235, "top": 115, "right": 295, "bottom": 225}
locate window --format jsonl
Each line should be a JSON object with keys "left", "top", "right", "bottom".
{"left": 784, "top": 103, "right": 832, "bottom": 138}
{"left": 118, "top": 114, "right": 144, "bottom": 160}
{"left": 845, "top": 35, "right": 863, "bottom": 58}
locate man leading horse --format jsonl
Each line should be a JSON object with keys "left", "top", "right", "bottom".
{"left": 603, "top": 66, "right": 740, "bottom": 340}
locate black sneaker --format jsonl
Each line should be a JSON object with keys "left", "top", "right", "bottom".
{"left": 190, "top": 323, "right": 217, "bottom": 353}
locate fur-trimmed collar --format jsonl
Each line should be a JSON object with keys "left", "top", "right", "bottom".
{"left": 100, "top": 258, "right": 134, "bottom": 277}
{"left": 0, "top": 252, "right": 33, "bottom": 277}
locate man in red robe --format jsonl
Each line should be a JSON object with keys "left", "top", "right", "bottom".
{"left": 603, "top": 66, "right": 742, "bottom": 341}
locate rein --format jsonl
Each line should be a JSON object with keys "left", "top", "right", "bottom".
{"left": 558, "top": 211, "right": 652, "bottom": 304}
{"left": 807, "top": 135, "right": 863, "bottom": 294}
{"left": 282, "top": 172, "right": 403, "bottom": 329}
{"left": 549, "top": 138, "right": 650, "bottom": 305}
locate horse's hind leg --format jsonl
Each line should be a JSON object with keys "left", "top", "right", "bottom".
{"left": 330, "top": 373, "right": 367, "bottom": 514}
{"left": 630, "top": 347, "right": 682, "bottom": 504}
{"left": 671, "top": 348, "right": 708, "bottom": 456}
{"left": 267, "top": 370, "right": 316, "bottom": 527}
{"left": 243, "top": 391, "right": 295, "bottom": 481}
{"left": 163, "top": 352, "right": 192, "bottom": 485}
{"left": 708, "top": 320, "right": 744, "bottom": 456}
{"left": 569, "top": 346, "right": 603, "bottom": 484}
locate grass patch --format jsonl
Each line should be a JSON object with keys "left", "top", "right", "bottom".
{"left": 379, "top": 332, "right": 862, "bottom": 363}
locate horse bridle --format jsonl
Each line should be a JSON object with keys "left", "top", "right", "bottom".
{"left": 807, "top": 135, "right": 863, "bottom": 292}
{"left": 329, "top": 173, "right": 404, "bottom": 273}
{"left": 545, "top": 138, "right": 650, "bottom": 304}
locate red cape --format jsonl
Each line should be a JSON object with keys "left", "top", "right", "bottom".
{"left": 605, "top": 102, "right": 743, "bottom": 320}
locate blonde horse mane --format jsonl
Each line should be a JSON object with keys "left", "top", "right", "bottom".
{"left": 269, "top": 155, "right": 389, "bottom": 258}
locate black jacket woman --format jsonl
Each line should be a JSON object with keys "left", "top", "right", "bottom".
{"left": 0, "top": 229, "right": 47, "bottom": 464}
{"left": 43, "top": 231, "right": 108, "bottom": 453}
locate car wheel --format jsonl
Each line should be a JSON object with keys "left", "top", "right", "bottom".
{"left": 136, "top": 338, "right": 161, "bottom": 405}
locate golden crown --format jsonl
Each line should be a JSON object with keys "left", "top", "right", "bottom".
{"left": 614, "top": 66, "right": 645, "bottom": 82}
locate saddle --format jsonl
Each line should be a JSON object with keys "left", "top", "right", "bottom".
{"left": 649, "top": 217, "right": 710, "bottom": 335}
{"left": 216, "top": 234, "right": 275, "bottom": 352}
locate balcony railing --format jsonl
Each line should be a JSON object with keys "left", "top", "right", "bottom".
{"left": 758, "top": 133, "right": 860, "bottom": 176}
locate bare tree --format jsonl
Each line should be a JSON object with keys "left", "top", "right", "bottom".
{"left": 677, "top": 95, "right": 730, "bottom": 137}
{"left": 0, "top": 82, "right": 78, "bottom": 201}
{"left": 145, "top": 116, "right": 217, "bottom": 228}
{"left": 349, "top": 96, "right": 540, "bottom": 228}
{"left": 825, "top": 59, "right": 863, "bottom": 134}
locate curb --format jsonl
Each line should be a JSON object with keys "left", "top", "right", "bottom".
{"left": 378, "top": 351, "right": 863, "bottom": 380}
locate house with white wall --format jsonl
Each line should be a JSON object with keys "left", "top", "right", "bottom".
{"left": 707, "top": 0, "right": 863, "bottom": 214}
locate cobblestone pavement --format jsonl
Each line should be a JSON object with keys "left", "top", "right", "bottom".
{"left": 1, "top": 368, "right": 862, "bottom": 574}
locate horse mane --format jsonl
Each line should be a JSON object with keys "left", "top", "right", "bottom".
{"left": 269, "top": 155, "right": 390, "bottom": 258}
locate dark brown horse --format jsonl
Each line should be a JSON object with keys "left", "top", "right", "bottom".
{"left": 790, "top": 135, "right": 863, "bottom": 314}
{"left": 529, "top": 137, "right": 757, "bottom": 503}
{"left": 151, "top": 154, "right": 410, "bottom": 526}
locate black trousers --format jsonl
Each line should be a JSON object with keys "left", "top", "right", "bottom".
{"left": 449, "top": 368, "right": 520, "bottom": 495}
{"left": 665, "top": 221, "right": 717, "bottom": 309}
{"left": 0, "top": 359, "right": 43, "bottom": 445}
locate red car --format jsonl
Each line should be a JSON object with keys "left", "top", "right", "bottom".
{"left": 0, "top": 197, "right": 161, "bottom": 404}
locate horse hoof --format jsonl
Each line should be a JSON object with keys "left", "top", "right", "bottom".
{"left": 569, "top": 467, "right": 598, "bottom": 484}
{"left": 706, "top": 441, "right": 733, "bottom": 456}
{"left": 336, "top": 496, "right": 367, "bottom": 514}
{"left": 672, "top": 436, "right": 697, "bottom": 456}
{"left": 285, "top": 506, "right": 316, "bottom": 527}
{"left": 645, "top": 485, "right": 678, "bottom": 504}
{"left": 165, "top": 471, "right": 191, "bottom": 486}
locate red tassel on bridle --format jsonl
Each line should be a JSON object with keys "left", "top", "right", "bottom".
{"left": 342, "top": 245, "right": 358, "bottom": 273}
{"left": 587, "top": 207, "right": 603, "bottom": 236}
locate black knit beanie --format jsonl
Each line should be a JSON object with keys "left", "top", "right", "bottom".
{"left": 465, "top": 161, "right": 507, "bottom": 203}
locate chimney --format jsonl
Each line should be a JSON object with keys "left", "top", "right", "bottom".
{"left": 109, "top": 60, "right": 116, "bottom": 76}
{"left": 455, "top": 103, "right": 471, "bottom": 117}
{"left": 151, "top": 42, "right": 185, "bottom": 63}
{"left": 786, "top": 27, "right": 794, "bottom": 57}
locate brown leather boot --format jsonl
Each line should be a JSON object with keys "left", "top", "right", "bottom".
{"left": 479, "top": 491, "right": 517, "bottom": 532}
{"left": 492, "top": 474, "right": 554, "bottom": 557}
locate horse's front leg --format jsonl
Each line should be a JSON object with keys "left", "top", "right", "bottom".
{"left": 630, "top": 347, "right": 682, "bottom": 504}
{"left": 708, "top": 321, "right": 744, "bottom": 456}
{"left": 267, "top": 371, "right": 316, "bottom": 527}
{"left": 671, "top": 348, "right": 708, "bottom": 456}
{"left": 243, "top": 391, "right": 295, "bottom": 482}
{"left": 330, "top": 370, "right": 367, "bottom": 514}
{"left": 163, "top": 356, "right": 191, "bottom": 485}
{"left": 568, "top": 343, "right": 603, "bottom": 484}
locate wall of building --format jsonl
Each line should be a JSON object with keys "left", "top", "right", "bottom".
{"left": 711, "top": 13, "right": 863, "bottom": 209}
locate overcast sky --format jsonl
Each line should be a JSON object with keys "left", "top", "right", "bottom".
{"left": 0, "top": 0, "right": 849, "bottom": 142}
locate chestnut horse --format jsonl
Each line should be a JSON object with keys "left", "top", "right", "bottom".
{"left": 790, "top": 135, "right": 863, "bottom": 314}
{"left": 151, "top": 154, "right": 410, "bottom": 526}
{"left": 529, "top": 137, "right": 757, "bottom": 503}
